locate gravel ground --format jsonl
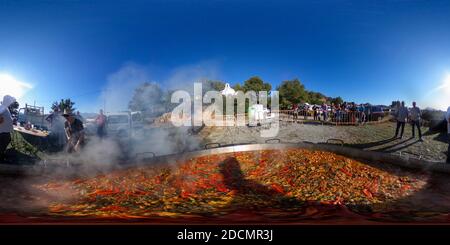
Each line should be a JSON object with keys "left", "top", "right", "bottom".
{"left": 199, "top": 121, "right": 448, "bottom": 162}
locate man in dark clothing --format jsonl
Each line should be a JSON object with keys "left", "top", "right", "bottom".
{"left": 313, "top": 105, "right": 319, "bottom": 121}
{"left": 409, "top": 101, "right": 423, "bottom": 141}
{"left": 446, "top": 106, "right": 450, "bottom": 164}
{"left": 63, "top": 109, "right": 85, "bottom": 153}
{"left": 349, "top": 103, "right": 357, "bottom": 124}
{"left": 95, "top": 109, "right": 107, "bottom": 138}
{"left": 322, "top": 103, "right": 328, "bottom": 121}
{"left": 395, "top": 101, "right": 408, "bottom": 139}
{"left": 0, "top": 132, "right": 11, "bottom": 161}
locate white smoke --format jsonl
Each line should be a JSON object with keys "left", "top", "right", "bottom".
{"left": 98, "top": 60, "right": 221, "bottom": 112}
{"left": 38, "top": 60, "right": 223, "bottom": 171}
{"left": 165, "top": 60, "right": 221, "bottom": 92}
{"left": 92, "top": 61, "right": 221, "bottom": 159}
{"left": 99, "top": 63, "right": 154, "bottom": 113}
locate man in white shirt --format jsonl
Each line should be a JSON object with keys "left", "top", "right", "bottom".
{"left": 446, "top": 106, "right": 450, "bottom": 164}
{"left": 0, "top": 95, "right": 16, "bottom": 162}
{"left": 409, "top": 101, "right": 423, "bottom": 141}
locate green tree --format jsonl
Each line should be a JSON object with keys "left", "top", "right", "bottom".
{"left": 233, "top": 83, "right": 243, "bottom": 91}
{"left": 241, "top": 76, "right": 272, "bottom": 106}
{"left": 308, "top": 91, "right": 326, "bottom": 105}
{"left": 51, "top": 99, "right": 76, "bottom": 112}
{"left": 330, "top": 96, "right": 344, "bottom": 105}
{"left": 202, "top": 80, "right": 226, "bottom": 109}
{"left": 128, "top": 82, "right": 166, "bottom": 117}
{"left": 203, "top": 80, "right": 226, "bottom": 92}
{"left": 242, "top": 76, "right": 272, "bottom": 93}
{"left": 277, "top": 79, "right": 309, "bottom": 109}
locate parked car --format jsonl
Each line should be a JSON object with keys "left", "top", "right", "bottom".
{"left": 367, "top": 106, "right": 385, "bottom": 121}
{"left": 106, "top": 111, "right": 144, "bottom": 138}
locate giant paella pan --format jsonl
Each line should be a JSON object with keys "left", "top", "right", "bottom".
{"left": 1, "top": 141, "right": 450, "bottom": 224}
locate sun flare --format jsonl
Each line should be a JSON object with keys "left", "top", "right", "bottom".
{"left": 0, "top": 73, "right": 32, "bottom": 99}
{"left": 442, "top": 74, "right": 450, "bottom": 95}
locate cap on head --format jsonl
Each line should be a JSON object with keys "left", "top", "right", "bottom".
{"left": 62, "top": 108, "right": 73, "bottom": 117}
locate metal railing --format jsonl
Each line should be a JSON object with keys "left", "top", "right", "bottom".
{"left": 277, "top": 109, "right": 390, "bottom": 125}
{"left": 199, "top": 110, "right": 390, "bottom": 126}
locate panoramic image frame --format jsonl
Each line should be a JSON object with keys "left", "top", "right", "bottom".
{"left": 1, "top": 0, "right": 450, "bottom": 243}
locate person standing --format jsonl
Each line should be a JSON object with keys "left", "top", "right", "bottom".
{"left": 76, "top": 111, "right": 85, "bottom": 123}
{"left": 0, "top": 95, "right": 16, "bottom": 162}
{"left": 394, "top": 101, "right": 408, "bottom": 139}
{"left": 95, "top": 109, "right": 107, "bottom": 138}
{"left": 335, "top": 104, "right": 341, "bottom": 124}
{"left": 394, "top": 101, "right": 400, "bottom": 115}
{"left": 358, "top": 103, "right": 366, "bottom": 124}
{"left": 303, "top": 104, "right": 309, "bottom": 120}
{"left": 330, "top": 103, "right": 335, "bottom": 121}
{"left": 313, "top": 105, "right": 318, "bottom": 121}
{"left": 322, "top": 103, "right": 328, "bottom": 121}
{"left": 63, "top": 109, "right": 85, "bottom": 153}
{"left": 292, "top": 103, "right": 298, "bottom": 120}
{"left": 409, "top": 101, "right": 423, "bottom": 141}
{"left": 349, "top": 102, "right": 357, "bottom": 124}
{"left": 446, "top": 105, "right": 450, "bottom": 164}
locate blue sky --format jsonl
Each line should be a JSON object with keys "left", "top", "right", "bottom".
{"left": 1, "top": 0, "right": 450, "bottom": 112}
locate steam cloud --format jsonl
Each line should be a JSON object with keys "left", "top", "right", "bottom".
{"left": 41, "top": 61, "right": 222, "bottom": 171}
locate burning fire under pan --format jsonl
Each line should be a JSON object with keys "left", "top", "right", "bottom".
{"left": 1, "top": 142, "right": 450, "bottom": 224}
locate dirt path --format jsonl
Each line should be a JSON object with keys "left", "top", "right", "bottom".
{"left": 199, "top": 121, "right": 448, "bottom": 162}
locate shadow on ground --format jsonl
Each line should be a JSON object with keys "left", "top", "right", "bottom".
{"left": 2, "top": 148, "right": 38, "bottom": 165}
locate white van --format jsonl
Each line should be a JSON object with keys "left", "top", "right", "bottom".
{"left": 106, "top": 111, "right": 143, "bottom": 138}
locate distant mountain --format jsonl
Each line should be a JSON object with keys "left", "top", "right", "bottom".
{"left": 80, "top": 112, "right": 98, "bottom": 119}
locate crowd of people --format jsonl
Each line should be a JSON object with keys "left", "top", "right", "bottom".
{"left": 290, "top": 102, "right": 377, "bottom": 124}
{"left": 289, "top": 99, "right": 450, "bottom": 164}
